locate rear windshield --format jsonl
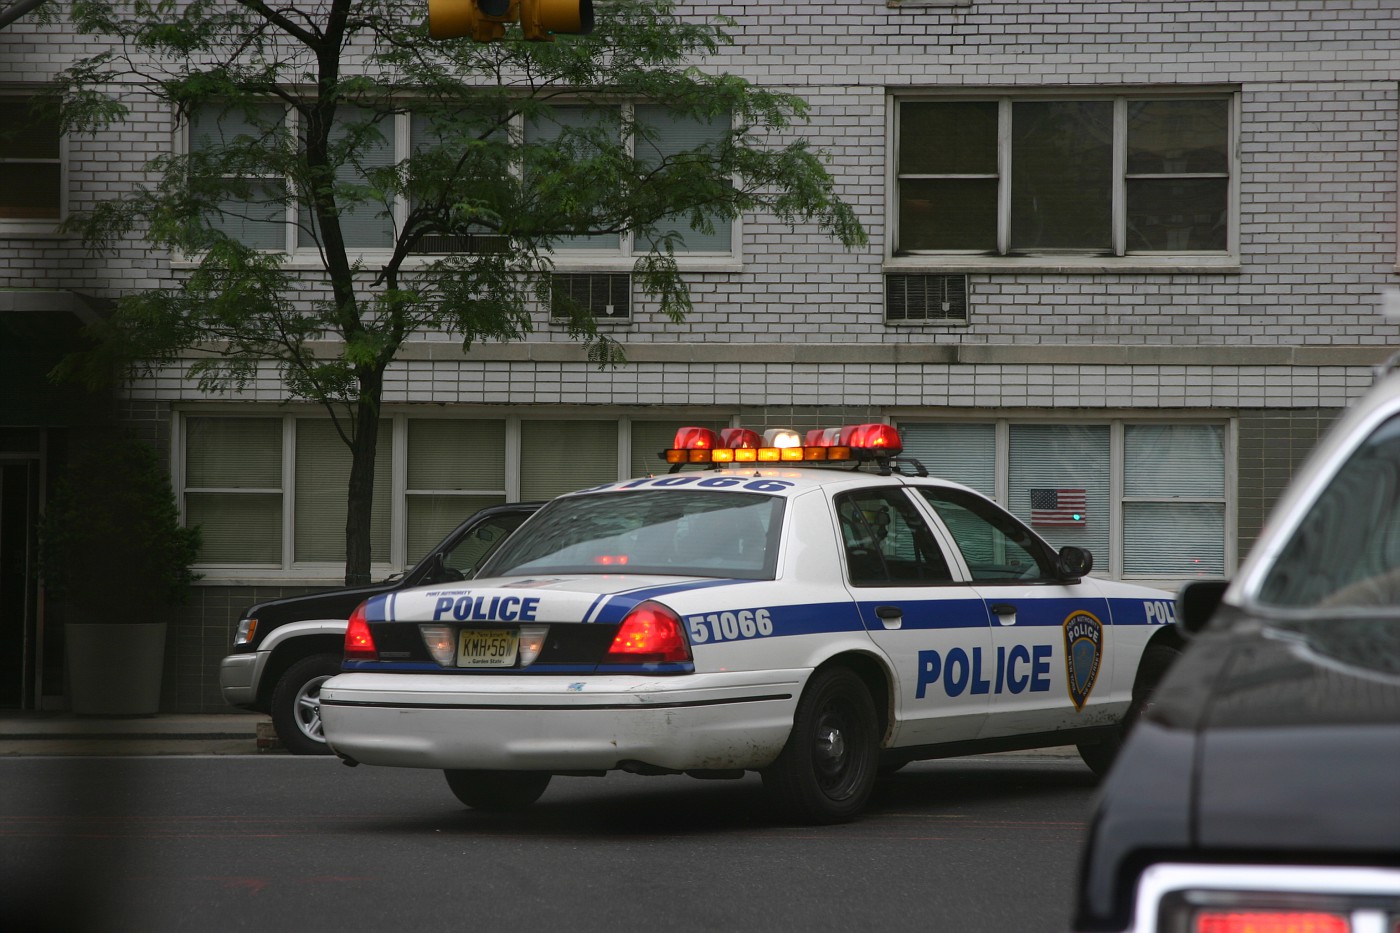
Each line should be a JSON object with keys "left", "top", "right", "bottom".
{"left": 477, "top": 489, "right": 786, "bottom": 580}
{"left": 1258, "top": 414, "right": 1400, "bottom": 608}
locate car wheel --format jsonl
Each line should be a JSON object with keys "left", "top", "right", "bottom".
{"left": 270, "top": 652, "right": 343, "bottom": 756}
{"left": 1077, "top": 643, "right": 1183, "bottom": 777}
{"left": 443, "top": 770, "right": 552, "bottom": 811}
{"left": 762, "top": 666, "right": 879, "bottom": 824}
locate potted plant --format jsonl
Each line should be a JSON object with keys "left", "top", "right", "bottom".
{"left": 40, "top": 433, "right": 201, "bottom": 715}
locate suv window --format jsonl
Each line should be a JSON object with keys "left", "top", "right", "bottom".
{"left": 1258, "top": 415, "right": 1400, "bottom": 608}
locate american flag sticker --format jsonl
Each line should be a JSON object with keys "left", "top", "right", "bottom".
{"left": 1029, "top": 488, "right": 1087, "bottom": 526}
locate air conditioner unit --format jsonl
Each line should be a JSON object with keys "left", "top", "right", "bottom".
{"left": 885, "top": 273, "right": 969, "bottom": 323}
{"left": 551, "top": 273, "right": 632, "bottom": 322}
{"left": 410, "top": 233, "right": 511, "bottom": 255}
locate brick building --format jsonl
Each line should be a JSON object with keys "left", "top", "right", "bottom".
{"left": 2, "top": 1, "right": 1397, "bottom": 711}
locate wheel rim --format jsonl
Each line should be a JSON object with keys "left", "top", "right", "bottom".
{"left": 811, "top": 698, "right": 863, "bottom": 798}
{"left": 294, "top": 675, "right": 335, "bottom": 743}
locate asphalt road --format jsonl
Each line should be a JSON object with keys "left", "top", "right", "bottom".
{"left": 0, "top": 753, "right": 1099, "bottom": 933}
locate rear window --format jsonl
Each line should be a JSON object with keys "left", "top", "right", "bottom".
{"left": 477, "top": 489, "right": 785, "bottom": 580}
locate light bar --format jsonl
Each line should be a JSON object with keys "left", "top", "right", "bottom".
{"left": 661, "top": 423, "right": 899, "bottom": 466}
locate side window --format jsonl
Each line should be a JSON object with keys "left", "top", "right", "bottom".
{"left": 836, "top": 489, "right": 952, "bottom": 587}
{"left": 444, "top": 512, "right": 531, "bottom": 578}
{"left": 915, "top": 487, "right": 1056, "bottom": 582}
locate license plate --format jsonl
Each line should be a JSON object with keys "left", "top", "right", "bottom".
{"left": 457, "top": 629, "right": 518, "bottom": 667}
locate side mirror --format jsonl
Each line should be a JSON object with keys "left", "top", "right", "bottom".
{"left": 423, "top": 552, "right": 464, "bottom": 585}
{"left": 1057, "top": 545, "right": 1093, "bottom": 579}
{"left": 1177, "top": 579, "right": 1230, "bottom": 634}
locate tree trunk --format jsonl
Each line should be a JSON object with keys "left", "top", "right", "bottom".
{"left": 344, "top": 375, "right": 383, "bottom": 586}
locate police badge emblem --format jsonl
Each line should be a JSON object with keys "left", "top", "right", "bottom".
{"left": 1062, "top": 610, "right": 1103, "bottom": 711}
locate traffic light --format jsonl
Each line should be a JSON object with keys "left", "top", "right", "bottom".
{"left": 427, "top": 0, "right": 594, "bottom": 42}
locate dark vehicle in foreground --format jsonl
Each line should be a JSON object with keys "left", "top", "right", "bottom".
{"left": 1074, "top": 365, "right": 1400, "bottom": 933}
{"left": 218, "top": 503, "right": 539, "bottom": 754}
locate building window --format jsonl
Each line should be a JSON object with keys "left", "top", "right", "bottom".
{"left": 898, "top": 419, "right": 1230, "bottom": 580}
{"left": 181, "top": 413, "right": 689, "bottom": 577}
{"left": 187, "top": 102, "right": 735, "bottom": 259}
{"left": 894, "top": 92, "right": 1234, "bottom": 260}
{"left": 0, "top": 95, "right": 64, "bottom": 232}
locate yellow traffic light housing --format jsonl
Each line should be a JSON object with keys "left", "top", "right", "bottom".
{"left": 426, "top": 0, "right": 594, "bottom": 42}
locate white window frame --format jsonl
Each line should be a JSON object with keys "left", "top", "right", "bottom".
{"left": 886, "top": 88, "right": 1241, "bottom": 274}
{"left": 178, "top": 101, "right": 742, "bottom": 273}
{"left": 894, "top": 414, "right": 1238, "bottom": 584}
{"left": 0, "top": 90, "right": 68, "bottom": 237}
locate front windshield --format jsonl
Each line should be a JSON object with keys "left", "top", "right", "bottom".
{"left": 477, "top": 489, "right": 785, "bottom": 580}
{"left": 1258, "top": 414, "right": 1400, "bottom": 608}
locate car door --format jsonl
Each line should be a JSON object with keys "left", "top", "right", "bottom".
{"left": 910, "top": 486, "right": 1115, "bottom": 738}
{"left": 833, "top": 486, "right": 993, "bottom": 746}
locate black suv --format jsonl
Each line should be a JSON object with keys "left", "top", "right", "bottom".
{"left": 1073, "top": 365, "right": 1400, "bottom": 933}
{"left": 218, "top": 503, "right": 540, "bottom": 754}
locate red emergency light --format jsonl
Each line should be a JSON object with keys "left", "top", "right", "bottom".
{"left": 662, "top": 423, "right": 902, "bottom": 467}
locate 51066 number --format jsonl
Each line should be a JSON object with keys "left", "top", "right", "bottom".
{"left": 686, "top": 609, "right": 774, "bottom": 644}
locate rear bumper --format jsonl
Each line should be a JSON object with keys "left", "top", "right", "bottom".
{"left": 319, "top": 669, "right": 806, "bottom": 772}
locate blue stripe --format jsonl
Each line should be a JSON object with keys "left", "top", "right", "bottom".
{"left": 852, "top": 598, "right": 988, "bottom": 630}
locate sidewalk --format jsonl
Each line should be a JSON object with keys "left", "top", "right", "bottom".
{"left": 0, "top": 711, "right": 279, "bottom": 756}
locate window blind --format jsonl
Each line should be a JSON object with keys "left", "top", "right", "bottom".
{"left": 520, "top": 420, "right": 618, "bottom": 499}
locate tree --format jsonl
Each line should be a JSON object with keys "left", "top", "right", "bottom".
{"left": 0, "top": 0, "right": 51, "bottom": 30}
{"left": 51, "top": 0, "right": 868, "bottom": 584}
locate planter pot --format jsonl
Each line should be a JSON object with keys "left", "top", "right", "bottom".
{"left": 65, "top": 622, "right": 167, "bottom": 716}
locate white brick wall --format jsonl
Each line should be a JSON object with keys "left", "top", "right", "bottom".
{"left": 3, "top": 1, "right": 1399, "bottom": 411}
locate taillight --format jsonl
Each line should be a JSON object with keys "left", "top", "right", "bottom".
{"left": 345, "top": 603, "right": 378, "bottom": 661}
{"left": 605, "top": 601, "right": 691, "bottom": 664}
{"left": 1196, "top": 912, "right": 1351, "bottom": 933}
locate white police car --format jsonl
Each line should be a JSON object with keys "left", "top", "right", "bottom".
{"left": 320, "top": 424, "right": 1182, "bottom": 823}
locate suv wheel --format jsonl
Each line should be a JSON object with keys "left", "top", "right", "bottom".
{"left": 270, "top": 653, "right": 343, "bottom": 756}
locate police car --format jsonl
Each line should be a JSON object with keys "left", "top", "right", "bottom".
{"left": 319, "top": 424, "right": 1183, "bottom": 824}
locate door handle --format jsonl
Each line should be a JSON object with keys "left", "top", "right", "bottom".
{"left": 990, "top": 603, "right": 1017, "bottom": 625}
{"left": 875, "top": 605, "right": 903, "bottom": 630}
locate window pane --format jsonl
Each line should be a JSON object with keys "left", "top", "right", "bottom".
{"left": 520, "top": 420, "right": 618, "bottom": 500}
{"left": 189, "top": 104, "right": 290, "bottom": 249}
{"left": 186, "top": 417, "right": 281, "bottom": 488}
{"left": 407, "top": 494, "right": 508, "bottom": 564}
{"left": 1126, "top": 178, "right": 1228, "bottom": 251}
{"left": 524, "top": 106, "right": 621, "bottom": 251}
{"left": 1010, "top": 101, "right": 1112, "bottom": 252}
{"left": 837, "top": 489, "right": 952, "bottom": 585}
{"left": 1009, "top": 424, "right": 1110, "bottom": 560}
{"left": 898, "top": 423, "right": 996, "bottom": 496}
{"left": 407, "top": 419, "right": 506, "bottom": 490}
{"left": 293, "top": 419, "right": 391, "bottom": 563}
{"left": 917, "top": 486, "right": 1056, "bottom": 581}
{"left": 211, "top": 182, "right": 288, "bottom": 250}
{"left": 0, "top": 100, "right": 59, "bottom": 159}
{"left": 630, "top": 420, "right": 729, "bottom": 477}
{"left": 297, "top": 106, "right": 396, "bottom": 250}
{"left": 1124, "top": 502, "right": 1225, "bottom": 575}
{"left": 899, "top": 178, "right": 998, "bottom": 252}
{"left": 1125, "top": 425, "right": 1225, "bottom": 498}
{"left": 186, "top": 492, "right": 282, "bottom": 564}
{"left": 899, "top": 101, "right": 998, "bottom": 175}
{"left": 0, "top": 163, "right": 60, "bottom": 219}
{"left": 634, "top": 105, "right": 732, "bottom": 253}
{"left": 1127, "top": 99, "right": 1229, "bottom": 175}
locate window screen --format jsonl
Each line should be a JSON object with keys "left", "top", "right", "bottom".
{"left": 898, "top": 423, "right": 996, "bottom": 496}
{"left": 520, "top": 420, "right": 619, "bottom": 499}
{"left": 293, "top": 419, "right": 391, "bottom": 563}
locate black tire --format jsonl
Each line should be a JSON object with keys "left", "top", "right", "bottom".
{"left": 1077, "top": 643, "right": 1182, "bottom": 776}
{"left": 444, "top": 770, "right": 552, "bottom": 811}
{"left": 762, "top": 666, "right": 880, "bottom": 824}
{"left": 270, "top": 652, "right": 343, "bottom": 756}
